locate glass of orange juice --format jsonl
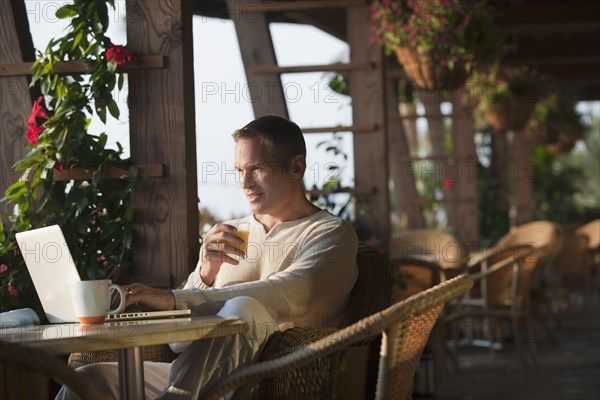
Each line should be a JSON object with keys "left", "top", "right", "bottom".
{"left": 232, "top": 221, "right": 250, "bottom": 253}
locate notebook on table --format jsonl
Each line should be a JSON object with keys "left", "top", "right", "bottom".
{"left": 15, "top": 225, "right": 191, "bottom": 323}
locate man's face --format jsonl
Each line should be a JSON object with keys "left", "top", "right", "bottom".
{"left": 235, "top": 138, "right": 296, "bottom": 217}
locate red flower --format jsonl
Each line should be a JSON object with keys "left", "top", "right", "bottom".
{"left": 8, "top": 278, "right": 18, "bottom": 297}
{"left": 28, "top": 96, "right": 49, "bottom": 125}
{"left": 26, "top": 96, "right": 48, "bottom": 144}
{"left": 0, "top": 264, "right": 8, "bottom": 274}
{"left": 106, "top": 45, "right": 134, "bottom": 65}
{"left": 26, "top": 125, "right": 45, "bottom": 145}
{"left": 443, "top": 177, "right": 454, "bottom": 190}
{"left": 54, "top": 162, "right": 65, "bottom": 172}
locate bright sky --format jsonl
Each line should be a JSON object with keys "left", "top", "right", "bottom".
{"left": 27, "top": 1, "right": 354, "bottom": 221}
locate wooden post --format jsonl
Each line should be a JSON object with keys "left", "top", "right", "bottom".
{"left": 422, "top": 91, "right": 445, "bottom": 157}
{"left": 388, "top": 81, "right": 425, "bottom": 230}
{"left": 0, "top": 0, "right": 36, "bottom": 216}
{"left": 513, "top": 130, "right": 534, "bottom": 225}
{"left": 491, "top": 131, "right": 510, "bottom": 223}
{"left": 126, "top": 0, "right": 199, "bottom": 287}
{"left": 347, "top": 5, "right": 390, "bottom": 246}
{"left": 450, "top": 100, "right": 479, "bottom": 246}
{"left": 226, "top": 0, "right": 288, "bottom": 118}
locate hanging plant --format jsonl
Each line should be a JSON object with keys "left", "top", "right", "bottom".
{"left": 471, "top": 64, "right": 548, "bottom": 133}
{"left": 370, "top": 0, "right": 503, "bottom": 91}
{"left": 0, "top": 0, "right": 136, "bottom": 314}
{"left": 528, "top": 94, "right": 584, "bottom": 153}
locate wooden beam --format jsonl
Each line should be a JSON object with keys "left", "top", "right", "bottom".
{"left": 227, "top": 0, "right": 365, "bottom": 13}
{"left": 249, "top": 61, "right": 374, "bottom": 75}
{"left": 227, "top": 0, "right": 288, "bottom": 118}
{"left": 127, "top": 0, "right": 199, "bottom": 288}
{"left": 6, "top": 164, "right": 164, "bottom": 183}
{"left": 301, "top": 123, "right": 377, "bottom": 134}
{"left": 0, "top": 55, "right": 166, "bottom": 77}
{"left": 348, "top": 5, "right": 391, "bottom": 246}
{"left": 505, "top": 31, "right": 600, "bottom": 62}
{"left": 392, "top": 155, "right": 478, "bottom": 162}
{"left": 307, "top": 186, "right": 374, "bottom": 197}
{"left": 493, "top": 1, "right": 600, "bottom": 28}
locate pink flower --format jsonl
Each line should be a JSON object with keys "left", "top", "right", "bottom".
{"left": 106, "top": 45, "right": 134, "bottom": 65}
{"left": 0, "top": 264, "right": 8, "bottom": 274}
{"left": 8, "top": 278, "right": 18, "bottom": 297}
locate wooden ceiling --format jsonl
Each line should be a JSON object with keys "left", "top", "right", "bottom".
{"left": 193, "top": 0, "right": 600, "bottom": 101}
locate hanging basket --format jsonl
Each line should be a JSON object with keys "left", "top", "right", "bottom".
{"left": 483, "top": 99, "right": 537, "bottom": 133}
{"left": 395, "top": 46, "right": 469, "bottom": 91}
{"left": 544, "top": 124, "right": 581, "bottom": 154}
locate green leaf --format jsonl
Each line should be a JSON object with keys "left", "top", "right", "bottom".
{"left": 107, "top": 98, "right": 120, "bottom": 119}
{"left": 4, "top": 181, "right": 28, "bottom": 199}
{"left": 55, "top": 5, "right": 76, "bottom": 19}
{"left": 117, "top": 74, "right": 124, "bottom": 90}
{"left": 72, "top": 31, "right": 84, "bottom": 51}
{"left": 97, "top": 106, "right": 107, "bottom": 124}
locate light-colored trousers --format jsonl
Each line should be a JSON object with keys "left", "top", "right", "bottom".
{"left": 56, "top": 296, "right": 279, "bottom": 399}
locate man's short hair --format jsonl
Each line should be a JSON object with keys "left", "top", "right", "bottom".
{"left": 232, "top": 115, "right": 306, "bottom": 167}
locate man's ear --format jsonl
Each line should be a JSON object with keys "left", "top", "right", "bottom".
{"left": 288, "top": 155, "right": 306, "bottom": 180}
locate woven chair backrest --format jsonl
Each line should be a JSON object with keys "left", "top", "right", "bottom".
{"left": 487, "top": 221, "right": 561, "bottom": 309}
{"left": 341, "top": 242, "right": 393, "bottom": 326}
{"left": 553, "top": 233, "right": 590, "bottom": 281}
{"left": 375, "top": 304, "right": 444, "bottom": 400}
{"left": 575, "top": 219, "right": 600, "bottom": 249}
{"left": 495, "top": 221, "right": 560, "bottom": 257}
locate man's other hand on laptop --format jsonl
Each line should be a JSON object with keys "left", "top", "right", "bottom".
{"left": 123, "top": 283, "right": 176, "bottom": 311}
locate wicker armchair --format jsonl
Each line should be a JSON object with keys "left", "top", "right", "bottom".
{"left": 0, "top": 340, "right": 109, "bottom": 399}
{"left": 68, "top": 243, "right": 392, "bottom": 398}
{"left": 447, "top": 221, "right": 561, "bottom": 369}
{"left": 198, "top": 275, "right": 473, "bottom": 400}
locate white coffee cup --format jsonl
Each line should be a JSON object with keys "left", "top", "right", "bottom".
{"left": 71, "top": 279, "right": 127, "bottom": 324}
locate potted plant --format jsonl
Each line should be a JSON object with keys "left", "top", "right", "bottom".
{"left": 370, "top": 0, "right": 502, "bottom": 91}
{"left": 471, "top": 64, "right": 549, "bottom": 133}
{"left": 0, "top": 0, "right": 136, "bottom": 316}
{"left": 528, "top": 94, "right": 584, "bottom": 153}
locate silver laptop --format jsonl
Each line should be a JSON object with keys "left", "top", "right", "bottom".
{"left": 16, "top": 225, "right": 190, "bottom": 323}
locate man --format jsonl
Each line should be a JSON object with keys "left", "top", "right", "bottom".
{"left": 58, "top": 115, "right": 358, "bottom": 399}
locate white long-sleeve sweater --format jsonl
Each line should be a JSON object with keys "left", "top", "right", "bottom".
{"left": 174, "top": 210, "right": 358, "bottom": 328}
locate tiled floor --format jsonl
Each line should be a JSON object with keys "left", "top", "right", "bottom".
{"left": 433, "top": 301, "right": 600, "bottom": 400}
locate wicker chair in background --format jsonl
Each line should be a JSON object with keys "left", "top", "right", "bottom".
{"left": 198, "top": 275, "right": 473, "bottom": 400}
{"left": 575, "top": 219, "right": 600, "bottom": 298}
{"left": 0, "top": 340, "right": 109, "bottom": 400}
{"left": 69, "top": 243, "right": 393, "bottom": 398}
{"left": 550, "top": 230, "right": 590, "bottom": 311}
{"left": 447, "top": 220, "right": 561, "bottom": 369}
